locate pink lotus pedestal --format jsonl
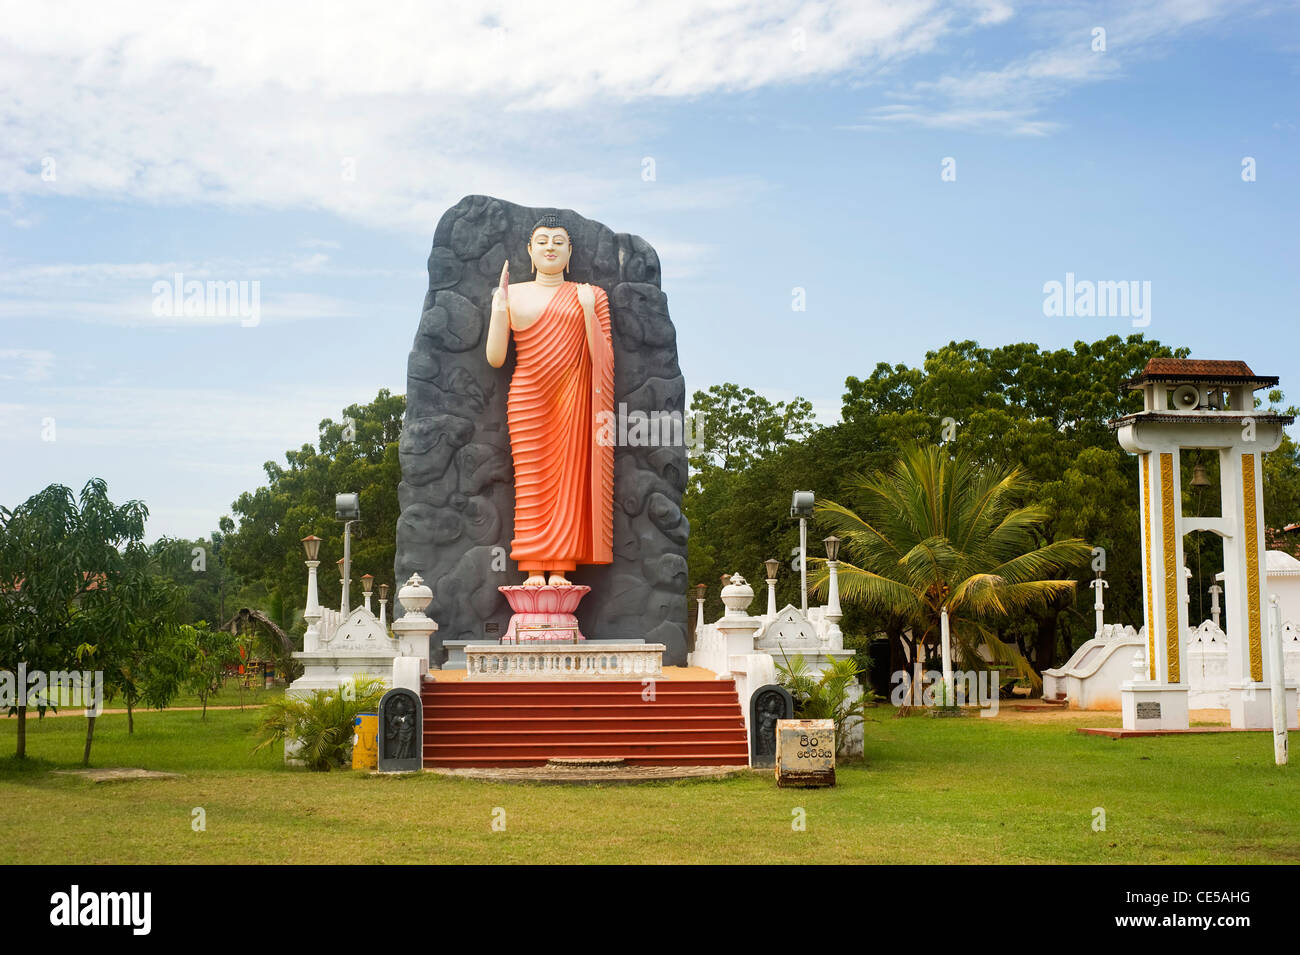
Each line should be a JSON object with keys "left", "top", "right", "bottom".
{"left": 497, "top": 585, "right": 591, "bottom": 643}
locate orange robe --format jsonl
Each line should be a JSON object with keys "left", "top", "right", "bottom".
{"left": 507, "top": 282, "right": 614, "bottom": 571}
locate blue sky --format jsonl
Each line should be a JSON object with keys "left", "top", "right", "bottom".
{"left": 2, "top": 0, "right": 1297, "bottom": 539}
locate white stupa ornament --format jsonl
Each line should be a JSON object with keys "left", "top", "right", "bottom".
{"left": 720, "top": 573, "right": 754, "bottom": 617}
{"left": 397, "top": 572, "right": 434, "bottom": 619}
{"left": 391, "top": 572, "right": 437, "bottom": 668}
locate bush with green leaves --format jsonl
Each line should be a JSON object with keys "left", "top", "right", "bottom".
{"left": 253, "top": 675, "right": 386, "bottom": 771}
{"left": 775, "top": 653, "right": 868, "bottom": 757}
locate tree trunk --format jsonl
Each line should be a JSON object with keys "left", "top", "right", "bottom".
{"left": 83, "top": 715, "right": 96, "bottom": 766}
{"left": 127, "top": 697, "right": 134, "bottom": 735}
{"left": 1034, "top": 611, "right": 1059, "bottom": 675}
{"left": 888, "top": 627, "right": 907, "bottom": 692}
{"left": 15, "top": 705, "right": 25, "bottom": 759}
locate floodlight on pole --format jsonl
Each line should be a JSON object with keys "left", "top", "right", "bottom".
{"left": 790, "top": 490, "right": 814, "bottom": 613}
{"left": 335, "top": 493, "right": 360, "bottom": 614}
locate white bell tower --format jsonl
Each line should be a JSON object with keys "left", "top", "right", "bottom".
{"left": 1113, "top": 358, "right": 1297, "bottom": 730}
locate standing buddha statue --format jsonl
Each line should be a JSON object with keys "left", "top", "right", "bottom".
{"left": 484, "top": 215, "right": 615, "bottom": 588}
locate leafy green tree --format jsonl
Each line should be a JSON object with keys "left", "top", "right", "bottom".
{"left": 181, "top": 623, "right": 240, "bottom": 719}
{"left": 222, "top": 389, "right": 404, "bottom": 633}
{"left": 80, "top": 546, "right": 192, "bottom": 740}
{"left": 0, "top": 480, "right": 147, "bottom": 759}
{"left": 1261, "top": 390, "right": 1300, "bottom": 553}
{"left": 149, "top": 534, "right": 239, "bottom": 627}
{"left": 827, "top": 334, "right": 1190, "bottom": 664}
{"left": 688, "top": 383, "right": 816, "bottom": 475}
{"left": 813, "top": 444, "right": 1093, "bottom": 702}
{"left": 684, "top": 384, "right": 820, "bottom": 603}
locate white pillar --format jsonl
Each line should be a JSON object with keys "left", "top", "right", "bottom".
{"left": 303, "top": 560, "right": 322, "bottom": 652}
{"left": 341, "top": 520, "right": 355, "bottom": 615}
{"left": 940, "top": 608, "right": 954, "bottom": 706}
{"left": 827, "top": 560, "right": 841, "bottom": 621}
{"left": 766, "top": 576, "right": 777, "bottom": 618}
{"left": 825, "top": 559, "right": 842, "bottom": 652}
{"left": 1209, "top": 585, "right": 1222, "bottom": 629}
{"left": 1089, "top": 576, "right": 1107, "bottom": 636}
{"left": 799, "top": 517, "right": 808, "bottom": 614}
{"left": 363, "top": 586, "right": 373, "bottom": 614}
{"left": 305, "top": 561, "right": 321, "bottom": 616}
{"left": 1269, "top": 597, "right": 1289, "bottom": 766}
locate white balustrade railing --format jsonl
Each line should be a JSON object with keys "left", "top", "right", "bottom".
{"left": 465, "top": 643, "right": 665, "bottom": 681}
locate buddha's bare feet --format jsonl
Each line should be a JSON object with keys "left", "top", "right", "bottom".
{"left": 548, "top": 573, "right": 573, "bottom": 587}
{"left": 522, "top": 573, "right": 547, "bottom": 587}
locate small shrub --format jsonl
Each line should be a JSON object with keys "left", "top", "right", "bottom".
{"left": 775, "top": 652, "right": 869, "bottom": 756}
{"left": 253, "top": 675, "right": 385, "bottom": 771}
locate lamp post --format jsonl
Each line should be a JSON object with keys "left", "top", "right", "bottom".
{"left": 823, "top": 536, "right": 842, "bottom": 653}
{"left": 1209, "top": 584, "right": 1223, "bottom": 630}
{"left": 361, "top": 574, "right": 374, "bottom": 614}
{"left": 302, "top": 535, "right": 322, "bottom": 649}
{"left": 764, "top": 558, "right": 780, "bottom": 618}
{"left": 694, "top": 583, "right": 707, "bottom": 631}
{"left": 379, "top": 583, "right": 389, "bottom": 629}
{"left": 335, "top": 492, "right": 360, "bottom": 615}
{"left": 336, "top": 558, "right": 346, "bottom": 614}
{"left": 822, "top": 536, "right": 841, "bottom": 618}
{"left": 790, "top": 490, "right": 814, "bottom": 614}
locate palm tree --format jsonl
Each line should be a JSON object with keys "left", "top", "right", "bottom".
{"left": 813, "top": 443, "right": 1091, "bottom": 707}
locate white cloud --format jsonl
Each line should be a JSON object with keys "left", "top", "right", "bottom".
{"left": 0, "top": 293, "right": 363, "bottom": 327}
{"left": 0, "top": 349, "right": 55, "bottom": 381}
{"left": 0, "top": 0, "right": 1006, "bottom": 233}
{"left": 0, "top": 255, "right": 418, "bottom": 326}
{"left": 845, "top": 0, "right": 1248, "bottom": 135}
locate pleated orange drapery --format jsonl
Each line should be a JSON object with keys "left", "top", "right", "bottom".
{"left": 507, "top": 282, "right": 614, "bottom": 571}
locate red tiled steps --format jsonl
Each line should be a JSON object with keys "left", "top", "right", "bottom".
{"left": 421, "top": 679, "right": 749, "bottom": 767}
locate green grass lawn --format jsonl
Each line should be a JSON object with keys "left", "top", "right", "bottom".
{"left": 1, "top": 706, "right": 1295, "bottom": 864}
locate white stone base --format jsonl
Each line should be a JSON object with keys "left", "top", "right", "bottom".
{"left": 1227, "top": 681, "right": 1299, "bottom": 729}
{"left": 1121, "top": 682, "right": 1190, "bottom": 730}
{"left": 289, "top": 652, "right": 397, "bottom": 695}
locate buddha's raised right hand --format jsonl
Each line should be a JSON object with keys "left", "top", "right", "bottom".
{"left": 492, "top": 260, "right": 509, "bottom": 310}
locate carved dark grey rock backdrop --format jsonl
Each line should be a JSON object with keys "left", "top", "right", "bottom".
{"left": 395, "top": 196, "right": 690, "bottom": 664}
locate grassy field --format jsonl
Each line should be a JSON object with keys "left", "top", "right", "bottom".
{"left": 1, "top": 705, "right": 1296, "bottom": 864}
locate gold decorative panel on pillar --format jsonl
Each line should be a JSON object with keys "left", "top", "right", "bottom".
{"left": 1242, "top": 452, "right": 1262, "bottom": 682}
{"left": 1159, "top": 452, "right": 1179, "bottom": 683}
{"left": 1141, "top": 452, "right": 1156, "bottom": 680}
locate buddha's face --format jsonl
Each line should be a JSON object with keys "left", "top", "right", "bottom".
{"left": 529, "top": 227, "right": 572, "bottom": 276}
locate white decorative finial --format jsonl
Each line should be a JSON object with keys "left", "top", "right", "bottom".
{"left": 397, "top": 572, "right": 433, "bottom": 619}
{"left": 720, "top": 573, "right": 754, "bottom": 617}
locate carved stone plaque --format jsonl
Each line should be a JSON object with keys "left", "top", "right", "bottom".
{"left": 1135, "top": 701, "right": 1162, "bottom": 720}
{"left": 775, "top": 718, "right": 835, "bottom": 788}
